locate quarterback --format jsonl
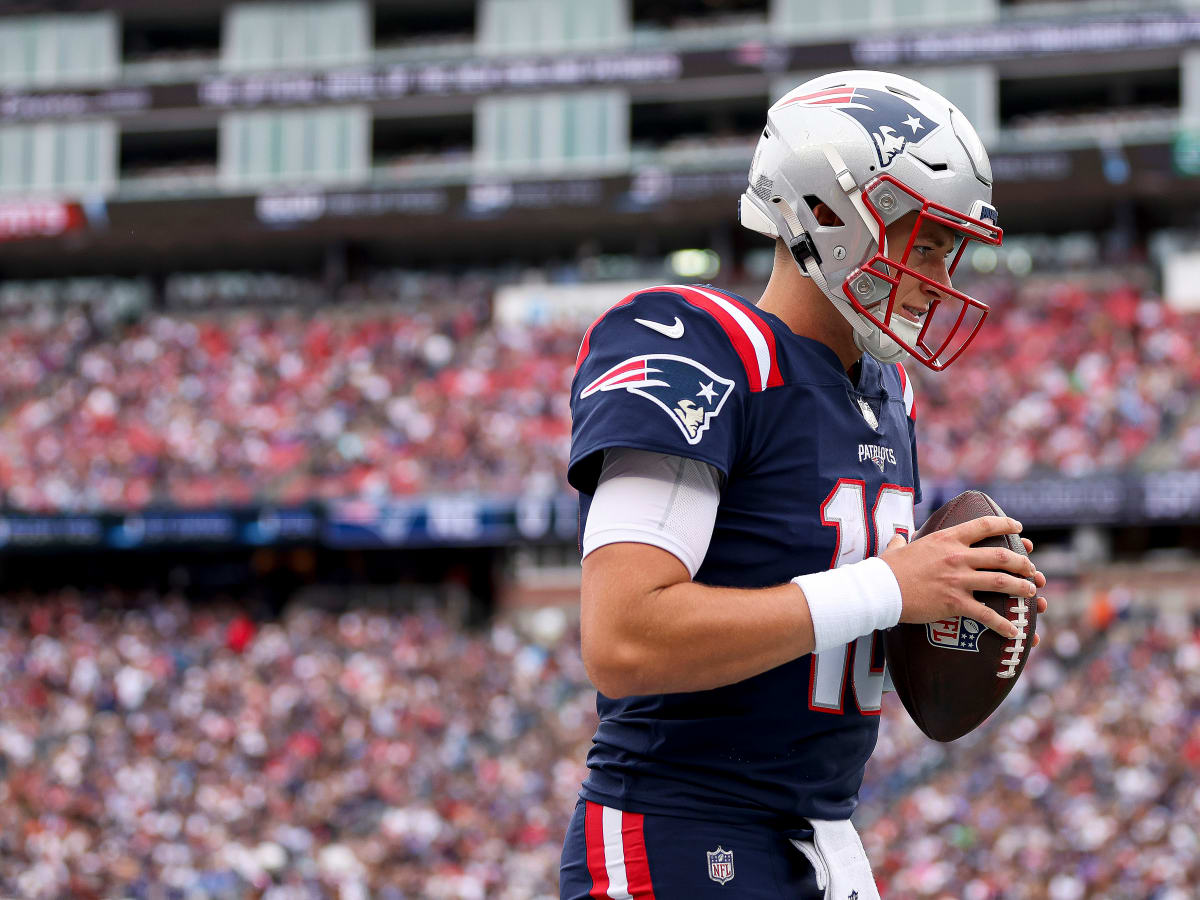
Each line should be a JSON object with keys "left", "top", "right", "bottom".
{"left": 560, "top": 71, "right": 1049, "bottom": 898}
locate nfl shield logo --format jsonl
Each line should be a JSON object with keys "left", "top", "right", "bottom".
{"left": 926, "top": 616, "right": 982, "bottom": 652}
{"left": 707, "top": 846, "right": 735, "bottom": 885}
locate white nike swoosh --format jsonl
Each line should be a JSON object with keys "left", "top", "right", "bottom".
{"left": 634, "top": 316, "right": 685, "bottom": 339}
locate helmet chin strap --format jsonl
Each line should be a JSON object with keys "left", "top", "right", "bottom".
{"left": 798, "top": 251, "right": 909, "bottom": 365}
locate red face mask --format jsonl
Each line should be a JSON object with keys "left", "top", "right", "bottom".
{"left": 845, "top": 174, "right": 1003, "bottom": 371}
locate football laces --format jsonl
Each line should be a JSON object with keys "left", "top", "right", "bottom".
{"left": 997, "top": 594, "right": 1029, "bottom": 679}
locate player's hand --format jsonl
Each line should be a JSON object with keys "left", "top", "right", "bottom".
{"left": 881, "top": 517, "right": 1046, "bottom": 639}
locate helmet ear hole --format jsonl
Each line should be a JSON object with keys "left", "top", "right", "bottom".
{"left": 805, "top": 196, "right": 844, "bottom": 228}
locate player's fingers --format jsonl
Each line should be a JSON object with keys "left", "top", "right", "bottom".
{"left": 1032, "top": 632, "right": 1040, "bottom": 648}
{"left": 963, "top": 546, "right": 1036, "bottom": 577}
{"left": 1033, "top": 569, "right": 1047, "bottom": 589}
{"left": 1021, "top": 537, "right": 1034, "bottom": 554}
{"left": 962, "top": 569, "right": 1037, "bottom": 600}
{"left": 1036, "top": 595, "right": 1047, "bottom": 614}
{"left": 885, "top": 533, "right": 908, "bottom": 550}
{"left": 968, "top": 600, "right": 1018, "bottom": 638}
{"left": 950, "top": 516, "right": 1022, "bottom": 545}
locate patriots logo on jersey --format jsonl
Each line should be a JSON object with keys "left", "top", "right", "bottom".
{"left": 780, "top": 86, "right": 941, "bottom": 169}
{"left": 580, "top": 354, "right": 735, "bottom": 445}
{"left": 926, "top": 616, "right": 982, "bottom": 652}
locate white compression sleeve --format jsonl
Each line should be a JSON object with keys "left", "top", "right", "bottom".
{"left": 581, "top": 448, "right": 721, "bottom": 578}
{"left": 793, "top": 558, "right": 903, "bottom": 653}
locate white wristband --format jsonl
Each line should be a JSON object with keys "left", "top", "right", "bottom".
{"left": 793, "top": 557, "right": 903, "bottom": 654}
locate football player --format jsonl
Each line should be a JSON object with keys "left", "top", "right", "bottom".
{"left": 559, "top": 71, "right": 1049, "bottom": 899}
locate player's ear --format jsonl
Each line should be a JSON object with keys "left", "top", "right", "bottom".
{"left": 811, "top": 203, "right": 844, "bottom": 228}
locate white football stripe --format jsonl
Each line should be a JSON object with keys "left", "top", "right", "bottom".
{"left": 671, "top": 285, "right": 772, "bottom": 390}
{"left": 901, "top": 368, "right": 914, "bottom": 417}
{"left": 601, "top": 805, "right": 632, "bottom": 900}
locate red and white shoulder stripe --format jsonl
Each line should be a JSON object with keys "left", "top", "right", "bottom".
{"left": 896, "top": 362, "right": 917, "bottom": 421}
{"left": 584, "top": 801, "right": 656, "bottom": 900}
{"left": 665, "top": 285, "right": 783, "bottom": 392}
{"left": 574, "top": 284, "right": 783, "bottom": 392}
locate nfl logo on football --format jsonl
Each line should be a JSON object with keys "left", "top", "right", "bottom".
{"left": 926, "top": 616, "right": 982, "bottom": 652}
{"left": 706, "top": 846, "right": 735, "bottom": 884}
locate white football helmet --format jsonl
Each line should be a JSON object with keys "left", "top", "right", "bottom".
{"left": 740, "top": 70, "right": 1003, "bottom": 370}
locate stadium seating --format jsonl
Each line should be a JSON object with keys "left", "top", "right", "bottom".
{"left": 0, "top": 270, "right": 1196, "bottom": 512}
{"left": 0, "top": 587, "right": 1194, "bottom": 898}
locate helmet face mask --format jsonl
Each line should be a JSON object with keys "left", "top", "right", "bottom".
{"left": 739, "top": 70, "right": 1004, "bottom": 371}
{"left": 849, "top": 174, "right": 1002, "bottom": 371}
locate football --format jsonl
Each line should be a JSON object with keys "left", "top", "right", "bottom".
{"left": 883, "top": 490, "right": 1037, "bottom": 742}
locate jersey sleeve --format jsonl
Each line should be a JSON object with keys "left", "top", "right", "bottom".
{"left": 569, "top": 286, "right": 761, "bottom": 495}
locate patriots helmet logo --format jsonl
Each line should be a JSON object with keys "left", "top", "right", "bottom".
{"left": 779, "top": 86, "right": 941, "bottom": 169}
{"left": 580, "top": 354, "right": 735, "bottom": 445}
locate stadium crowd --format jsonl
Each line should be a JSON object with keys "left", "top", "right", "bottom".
{"left": 0, "top": 273, "right": 578, "bottom": 511}
{"left": 0, "top": 268, "right": 1198, "bottom": 513}
{"left": 0, "top": 590, "right": 594, "bottom": 899}
{"left": 861, "top": 592, "right": 1200, "bottom": 900}
{"left": 0, "top": 586, "right": 1195, "bottom": 898}
{"left": 908, "top": 272, "right": 1200, "bottom": 482}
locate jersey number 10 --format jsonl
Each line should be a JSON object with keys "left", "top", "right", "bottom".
{"left": 809, "top": 479, "right": 915, "bottom": 716}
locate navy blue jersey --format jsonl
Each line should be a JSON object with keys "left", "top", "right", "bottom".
{"left": 568, "top": 284, "right": 921, "bottom": 826}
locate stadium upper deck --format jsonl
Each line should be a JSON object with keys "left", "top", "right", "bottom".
{"left": 2, "top": 0, "right": 1200, "bottom": 272}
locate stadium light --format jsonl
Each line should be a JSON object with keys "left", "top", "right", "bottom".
{"left": 668, "top": 248, "right": 720, "bottom": 279}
